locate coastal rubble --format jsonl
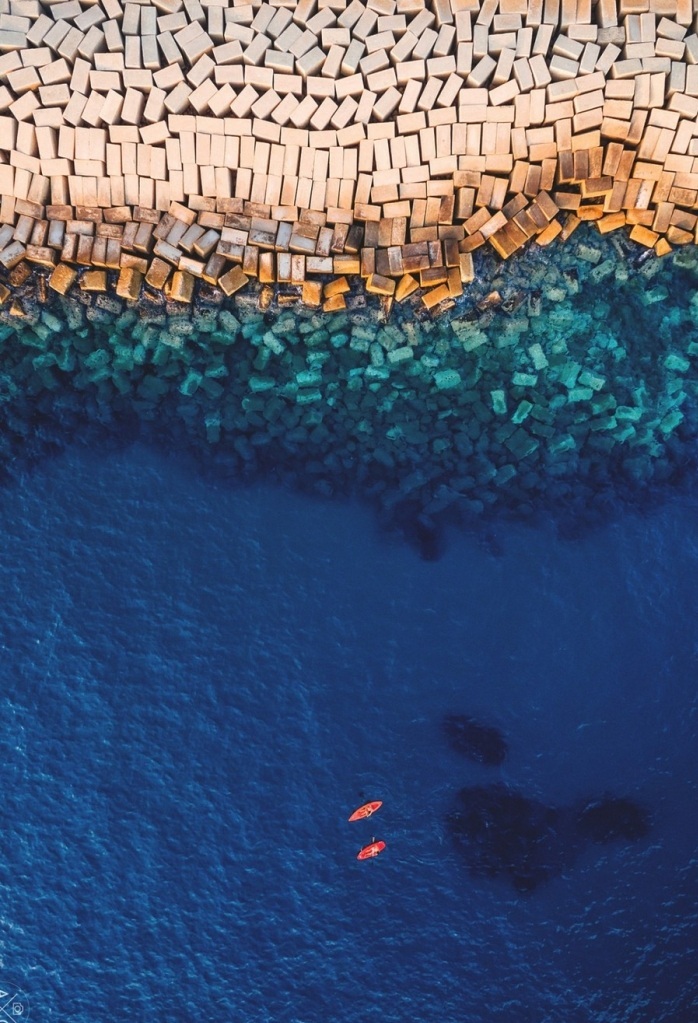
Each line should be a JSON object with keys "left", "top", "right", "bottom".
{"left": 2, "top": 0, "right": 698, "bottom": 307}
{"left": 0, "top": 222, "right": 695, "bottom": 529}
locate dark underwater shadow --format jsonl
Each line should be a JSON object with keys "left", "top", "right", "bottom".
{"left": 447, "top": 784, "right": 652, "bottom": 894}
{"left": 447, "top": 784, "right": 574, "bottom": 893}
{"left": 0, "top": 390, "right": 143, "bottom": 488}
{"left": 442, "top": 715, "right": 508, "bottom": 766}
{"left": 1, "top": 373, "right": 697, "bottom": 562}
{"left": 575, "top": 795, "right": 651, "bottom": 844}
{"left": 375, "top": 444, "right": 698, "bottom": 559}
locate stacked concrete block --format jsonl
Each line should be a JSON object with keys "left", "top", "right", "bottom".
{"left": 1, "top": 0, "right": 698, "bottom": 310}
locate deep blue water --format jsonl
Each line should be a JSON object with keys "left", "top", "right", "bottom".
{"left": 0, "top": 442, "right": 696, "bottom": 1022}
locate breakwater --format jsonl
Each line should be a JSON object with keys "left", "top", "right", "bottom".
{"left": 2, "top": 220, "right": 696, "bottom": 530}
{"left": 2, "top": 0, "right": 698, "bottom": 311}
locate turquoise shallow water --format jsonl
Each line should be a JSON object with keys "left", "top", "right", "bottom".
{"left": 0, "top": 443, "right": 696, "bottom": 1021}
{"left": 0, "top": 225, "right": 696, "bottom": 533}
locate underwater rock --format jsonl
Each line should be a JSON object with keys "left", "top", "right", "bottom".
{"left": 447, "top": 784, "right": 570, "bottom": 893}
{"left": 411, "top": 514, "right": 443, "bottom": 561}
{"left": 0, "top": 220, "right": 697, "bottom": 541}
{"left": 575, "top": 796, "right": 651, "bottom": 844}
{"left": 448, "top": 785, "right": 651, "bottom": 892}
{"left": 392, "top": 504, "right": 445, "bottom": 561}
{"left": 442, "top": 715, "right": 508, "bottom": 765}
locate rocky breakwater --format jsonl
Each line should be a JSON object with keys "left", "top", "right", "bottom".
{"left": 0, "top": 221, "right": 696, "bottom": 533}
{"left": 2, "top": 0, "right": 698, "bottom": 312}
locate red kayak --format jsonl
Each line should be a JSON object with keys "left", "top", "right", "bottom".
{"left": 357, "top": 840, "right": 386, "bottom": 861}
{"left": 348, "top": 800, "right": 382, "bottom": 822}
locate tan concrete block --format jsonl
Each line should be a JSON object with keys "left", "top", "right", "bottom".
{"left": 393, "top": 272, "right": 417, "bottom": 301}
{"left": 366, "top": 272, "right": 396, "bottom": 295}
{"left": 421, "top": 282, "right": 451, "bottom": 309}
{"left": 574, "top": 108, "right": 603, "bottom": 132}
{"left": 467, "top": 54, "right": 496, "bottom": 87}
{"left": 629, "top": 223, "right": 660, "bottom": 246}
{"left": 529, "top": 53, "right": 552, "bottom": 88}
{"left": 218, "top": 264, "right": 249, "bottom": 295}
{"left": 113, "top": 266, "right": 142, "bottom": 299}
{"left": 47, "top": 261, "right": 77, "bottom": 294}
{"left": 490, "top": 79, "right": 520, "bottom": 105}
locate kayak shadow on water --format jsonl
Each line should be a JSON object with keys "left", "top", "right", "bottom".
{"left": 440, "top": 713, "right": 651, "bottom": 893}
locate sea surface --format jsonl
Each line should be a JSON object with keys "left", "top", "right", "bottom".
{"left": 0, "top": 440, "right": 696, "bottom": 1022}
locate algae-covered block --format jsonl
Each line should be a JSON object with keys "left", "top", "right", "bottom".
{"left": 40, "top": 311, "right": 62, "bottom": 333}
{"left": 179, "top": 370, "right": 202, "bottom": 396}
{"left": 262, "top": 331, "right": 285, "bottom": 355}
{"left": 157, "top": 330, "right": 183, "bottom": 349}
{"left": 613, "top": 424, "right": 636, "bottom": 444}
{"left": 494, "top": 464, "right": 517, "bottom": 485}
{"left": 370, "top": 342, "right": 385, "bottom": 366}
{"left": 457, "top": 328, "right": 488, "bottom": 352}
{"left": 505, "top": 428, "right": 540, "bottom": 460}
{"left": 590, "top": 393, "right": 616, "bottom": 415}
{"left": 664, "top": 353, "right": 690, "bottom": 373}
{"left": 588, "top": 435, "right": 616, "bottom": 453}
{"left": 615, "top": 405, "right": 643, "bottom": 421}
{"left": 576, "top": 243, "right": 602, "bottom": 264}
{"left": 218, "top": 309, "right": 241, "bottom": 335}
{"left": 567, "top": 386, "right": 594, "bottom": 403}
{"left": 589, "top": 259, "right": 614, "bottom": 283}
{"left": 434, "top": 369, "right": 461, "bottom": 390}
{"left": 296, "top": 369, "right": 322, "bottom": 388}
{"left": 557, "top": 361, "right": 582, "bottom": 388}
{"left": 511, "top": 400, "right": 533, "bottom": 423}
{"left": 248, "top": 376, "right": 275, "bottom": 393}
{"left": 578, "top": 370, "right": 606, "bottom": 391}
{"left": 659, "top": 410, "right": 684, "bottom": 435}
{"left": 491, "top": 389, "right": 507, "bottom": 415}
{"left": 512, "top": 372, "right": 537, "bottom": 387}
{"left": 387, "top": 346, "right": 414, "bottom": 364}
{"left": 349, "top": 335, "right": 369, "bottom": 352}
{"left": 376, "top": 325, "right": 403, "bottom": 351}
{"left": 205, "top": 413, "right": 221, "bottom": 444}
{"left": 548, "top": 434, "right": 576, "bottom": 454}
{"left": 84, "top": 349, "right": 110, "bottom": 371}
{"left": 365, "top": 365, "right": 390, "bottom": 382}
{"left": 296, "top": 389, "right": 322, "bottom": 405}
{"left": 136, "top": 376, "right": 168, "bottom": 403}
{"left": 530, "top": 420, "right": 554, "bottom": 439}
{"left": 527, "top": 343, "right": 548, "bottom": 370}
{"left": 640, "top": 286, "right": 668, "bottom": 306}
{"left": 589, "top": 415, "right": 617, "bottom": 432}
